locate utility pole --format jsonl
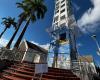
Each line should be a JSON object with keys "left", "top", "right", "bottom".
{"left": 91, "top": 35, "right": 100, "bottom": 56}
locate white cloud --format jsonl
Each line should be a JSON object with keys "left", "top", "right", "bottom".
{"left": 0, "top": 38, "right": 15, "bottom": 48}
{"left": 72, "top": 2, "right": 80, "bottom": 11}
{"left": 30, "top": 41, "right": 49, "bottom": 50}
{"left": 77, "top": 0, "right": 100, "bottom": 33}
{"left": 76, "top": 43, "right": 82, "bottom": 48}
{"left": 0, "top": 38, "right": 9, "bottom": 47}
{"left": 40, "top": 44, "right": 50, "bottom": 50}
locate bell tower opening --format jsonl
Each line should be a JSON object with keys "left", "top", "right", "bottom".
{"left": 59, "top": 33, "right": 66, "bottom": 41}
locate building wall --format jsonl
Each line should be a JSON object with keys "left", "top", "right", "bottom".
{"left": 48, "top": 43, "right": 71, "bottom": 69}
{"left": 22, "top": 48, "right": 47, "bottom": 63}
{"left": 19, "top": 40, "right": 47, "bottom": 63}
{"left": 23, "top": 48, "right": 38, "bottom": 62}
{"left": 78, "top": 62, "right": 97, "bottom": 80}
{"left": 79, "top": 55, "right": 97, "bottom": 73}
{"left": 79, "top": 62, "right": 97, "bottom": 74}
{"left": 39, "top": 53, "right": 47, "bottom": 63}
{"left": 53, "top": 0, "right": 69, "bottom": 30}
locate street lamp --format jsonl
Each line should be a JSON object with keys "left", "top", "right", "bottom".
{"left": 91, "top": 35, "right": 100, "bottom": 56}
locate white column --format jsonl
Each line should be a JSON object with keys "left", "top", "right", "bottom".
{"left": 21, "top": 51, "right": 27, "bottom": 63}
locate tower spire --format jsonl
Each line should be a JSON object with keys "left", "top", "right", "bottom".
{"left": 48, "top": 0, "right": 79, "bottom": 71}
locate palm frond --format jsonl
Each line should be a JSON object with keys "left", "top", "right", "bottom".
{"left": 16, "top": 0, "right": 47, "bottom": 23}
{"left": 31, "top": 14, "right": 36, "bottom": 22}
{"left": 1, "top": 16, "right": 17, "bottom": 29}
{"left": 16, "top": 2, "right": 23, "bottom": 8}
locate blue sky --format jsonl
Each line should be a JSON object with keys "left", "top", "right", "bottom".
{"left": 0, "top": 0, "right": 100, "bottom": 66}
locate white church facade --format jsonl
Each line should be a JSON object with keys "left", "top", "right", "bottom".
{"left": 19, "top": 40, "right": 47, "bottom": 63}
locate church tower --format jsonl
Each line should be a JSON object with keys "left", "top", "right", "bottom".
{"left": 48, "top": 0, "right": 79, "bottom": 71}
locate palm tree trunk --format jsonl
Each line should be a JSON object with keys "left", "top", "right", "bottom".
{"left": 0, "top": 27, "right": 7, "bottom": 39}
{"left": 6, "top": 15, "right": 25, "bottom": 49}
{"left": 14, "top": 17, "right": 31, "bottom": 48}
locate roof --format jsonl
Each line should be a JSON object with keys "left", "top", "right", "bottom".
{"left": 79, "top": 55, "right": 93, "bottom": 63}
{"left": 26, "top": 40, "right": 47, "bottom": 54}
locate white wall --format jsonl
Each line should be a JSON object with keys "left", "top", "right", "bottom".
{"left": 34, "top": 54, "right": 40, "bottom": 63}
{"left": 39, "top": 54, "right": 47, "bottom": 63}
{"left": 52, "top": 0, "right": 69, "bottom": 29}
{"left": 23, "top": 48, "right": 36, "bottom": 62}
{"left": 19, "top": 41, "right": 27, "bottom": 51}
{"left": 19, "top": 41, "right": 47, "bottom": 63}
{"left": 22, "top": 48, "right": 47, "bottom": 63}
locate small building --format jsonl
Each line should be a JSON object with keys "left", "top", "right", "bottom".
{"left": 19, "top": 40, "right": 47, "bottom": 63}
{"left": 78, "top": 55, "right": 97, "bottom": 80}
{"left": 79, "top": 55, "right": 97, "bottom": 73}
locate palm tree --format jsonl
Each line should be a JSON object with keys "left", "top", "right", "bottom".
{"left": 0, "top": 17, "right": 17, "bottom": 39}
{"left": 14, "top": 0, "right": 47, "bottom": 48}
{"left": 6, "top": 12, "right": 27, "bottom": 49}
